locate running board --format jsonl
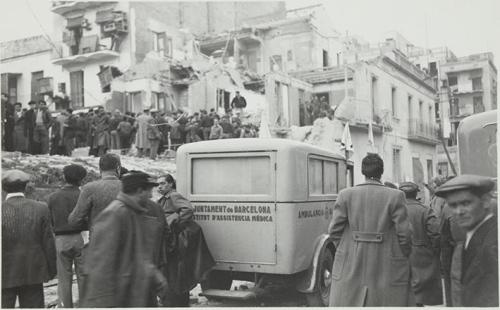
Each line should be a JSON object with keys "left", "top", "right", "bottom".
{"left": 200, "top": 289, "right": 257, "bottom": 301}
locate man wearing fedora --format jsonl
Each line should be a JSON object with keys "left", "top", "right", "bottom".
{"left": 81, "top": 171, "right": 167, "bottom": 307}
{"left": 2, "top": 170, "right": 57, "bottom": 308}
{"left": 399, "top": 182, "right": 442, "bottom": 306}
{"left": 435, "top": 174, "right": 498, "bottom": 307}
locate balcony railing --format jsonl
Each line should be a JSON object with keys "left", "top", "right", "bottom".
{"left": 51, "top": 35, "right": 120, "bottom": 66}
{"left": 408, "top": 119, "right": 439, "bottom": 144}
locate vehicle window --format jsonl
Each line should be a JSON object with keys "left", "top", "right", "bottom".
{"left": 309, "top": 157, "right": 338, "bottom": 195}
{"left": 191, "top": 156, "right": 271, "bottom": 195}
{"left": 323, "top": 161, "right": 338, "bottom": 193}
{"left": 309, "top": 158, "right": 323, "bottom": 195}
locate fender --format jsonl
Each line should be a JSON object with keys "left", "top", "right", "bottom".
{"left": 295, "top": 233, "right": 335, "bottom": 293}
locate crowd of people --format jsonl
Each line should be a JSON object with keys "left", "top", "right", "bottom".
{"left": 2, "top": 153, "right": 214, "bottom": 307}
{"left": 1, "top": 93, "right": 259, "bottom": 159}
{"left": 328, "top": 153, "right": 498, "bottom": 307}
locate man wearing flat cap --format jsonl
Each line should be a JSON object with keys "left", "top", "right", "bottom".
{"left": 399, "top": 182, "right": 442, "bottom": 306}
{"left": 1, "top": 170, "right": 57, "bottom": 308}
{"left": 81, "top": 171, "right": 167, "bottom": 307}
{"left": 435, "top": 174, "right": 498, "bottom": 307}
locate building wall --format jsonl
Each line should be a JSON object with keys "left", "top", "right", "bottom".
{"left": 259, "top": 19, "right": 341, "bottom": 75}
{"left": 1, "top": 51, "right": 64, "bottom": 108}
{"left": 303, "top": 60, "right": 437, "bottom": 186}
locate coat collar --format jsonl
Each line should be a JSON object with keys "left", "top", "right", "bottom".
{"left": 116, "top": 192, "right": 148, "bottom": 213}
{"left": 357, "top": 179, "right": 383, "bottom": 187}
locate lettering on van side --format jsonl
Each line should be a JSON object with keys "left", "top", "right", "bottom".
{"left": 298, "top": 209, "right": 325, "bottom": 219}
{"left": 193, "top": 204, "right": 273, "bottom": 222}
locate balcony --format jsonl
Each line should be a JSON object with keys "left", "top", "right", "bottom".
{"left": 52, "top": 1, "right": 116, "bottom": 15}
{"left": 408, "top": 119, "right": 439, "bottom": 145}
{"left": 51, "top": 35, "right": 120, "bottom": 66}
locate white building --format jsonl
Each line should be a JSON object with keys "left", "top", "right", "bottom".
{"left": 1, "top": 36, "right": 65, "bottom": 109}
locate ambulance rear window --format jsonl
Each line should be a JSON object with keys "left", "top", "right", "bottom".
{"left": 191, "top": 156, "right": 271, "bottom": 195}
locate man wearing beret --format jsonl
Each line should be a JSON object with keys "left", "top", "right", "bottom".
{"left": 81, "top": 171, "right": 167, "bottom": 307}
{"left": 1, "top": 170, "right": 57, "bottom": 308}
{"left": 435, "top": 174, "right": 498, "bottom": 307}
{"left": 399, "top": 182, "right": 442, "bottom": 306}
{"left": 328, "top": 153, "right": 413, "bottom": 306}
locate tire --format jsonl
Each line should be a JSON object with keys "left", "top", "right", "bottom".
{"left": 201, "top": 270, "right": 233, "bottom": 291}
{"left": 306, "top": 246, "right": 334, "bottom": 306}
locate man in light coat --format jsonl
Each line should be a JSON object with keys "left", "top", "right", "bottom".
{"left": 399, "top": 182, "right": 442, "bottom": 306}
{"left": 328, "top": 153, "right": 414, "bottom": 306}
{"left": 135, "top": 109, "right": 152, "bottom": 157}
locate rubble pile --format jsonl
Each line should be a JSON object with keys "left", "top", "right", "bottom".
{"left": 289, "top": 117, "right": 344, "bottom": 154}
{"left": 2, "top": 150, "right": 177, "bottom": 200}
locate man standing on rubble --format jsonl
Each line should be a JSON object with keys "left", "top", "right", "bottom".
{"left": 230, "top": 91, "right": 247, "bottom": 115}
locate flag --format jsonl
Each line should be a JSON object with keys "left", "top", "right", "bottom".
{"left": 368, "top": 120, "right": 375, "bottom": 149}
{"left": 341, "top": 122, "right": 354, "bottom": 158}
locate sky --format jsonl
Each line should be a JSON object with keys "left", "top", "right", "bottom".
{"left": 1, "top": 0, "right": 499, "bottom": 71}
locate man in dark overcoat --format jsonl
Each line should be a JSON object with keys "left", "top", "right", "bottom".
{"left": 80, "top": 172, "right": 167, "bottom": 307}
{"left": 1, "top": 170, "right": 57, "bottom": 308}
{"left": 24, "top": 101, "right": 37, "bottom": 154}
{"left": 328, "top": 153, "right": 414, "bottom": 306}
{"left": 157, "top": 174, "right": 215, "bottom": 307}
{"left": 399, "top": 182, "right": 442, "bottom": 306}
{"left": 435, "top": 174, "right": 498, "bottom": 307}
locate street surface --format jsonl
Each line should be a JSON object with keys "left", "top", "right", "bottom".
{"left": 44, "top": 280, "right": 308, "bottom": 307}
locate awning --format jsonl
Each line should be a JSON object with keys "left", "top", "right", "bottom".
{"left": 95, "top": 9, "right": 114, "bottom": 23}
{"left": 66, "top": 16, "right": 84, "bottom": 29}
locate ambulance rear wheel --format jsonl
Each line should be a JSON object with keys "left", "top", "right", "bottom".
{"left": 305, "top": 246, "right": 334, "bottom": 306}
{"left": 201, "top": 270, "right": 233, "bottom": 291}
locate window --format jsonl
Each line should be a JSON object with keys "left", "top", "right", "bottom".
{"left": 438, "top": 162, "right": 449, "bottom": 177}
{"left": 287, "top": 50, "right": 293, "bottom": 61}
{"left": 472, "top": 77, "right": 482, "bottom": 91}
{"left": 70, "top": 70, "right": 84, "bottom": 107}
{"left": 392, "top": 148, "right": 401, "bottom": 183}
{"left": 427, "top": 159, "right": 433, "bottom": 183}
{"left": 407, "top": 95, "right": 413, "bottom": 120}
{"left": 216, "top": 89, "right": 230, "bottom": 112}
{"left": 270, "top": 55, "right": 282, "bottom": 71}
{"left": 473, "top": 96, "right": 484, "bottom": 113}
{"left": 429, "top": 62, "right": 437, "bottom": 76}
{"left": 153, "top": 31, "right": 172, "bottom": 57}
{"left": 127, "top": 92, "right": 142, "bottom": 113}
{"left": 322, "top": 49, "right": 329, "bottom": 67}
{"left": 435, "top": 101, "right": 440, "bottom": 120}
{"left": 419, "top": 100, "right": 424, "bottom": 123}
{"left": 31, "top": 71, "right": 44, "bottom": 101}
{"left": 391, "top": 86, "right": 397, "bottom": 117}
{"left": 448, "top": 76, "right": 458, "bottom": 86}
{"left": 429, "top": 105, "right": 433, "bottom": 125}
{"left": 308, "top": 157, "right": 338, "bottom": 195}
{"left": 191, "top": 156, "right": 271, "bottom": 195}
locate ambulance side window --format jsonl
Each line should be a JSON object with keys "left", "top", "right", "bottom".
{"left": 308, "top": 157, "right": 338, "bottom": 195}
